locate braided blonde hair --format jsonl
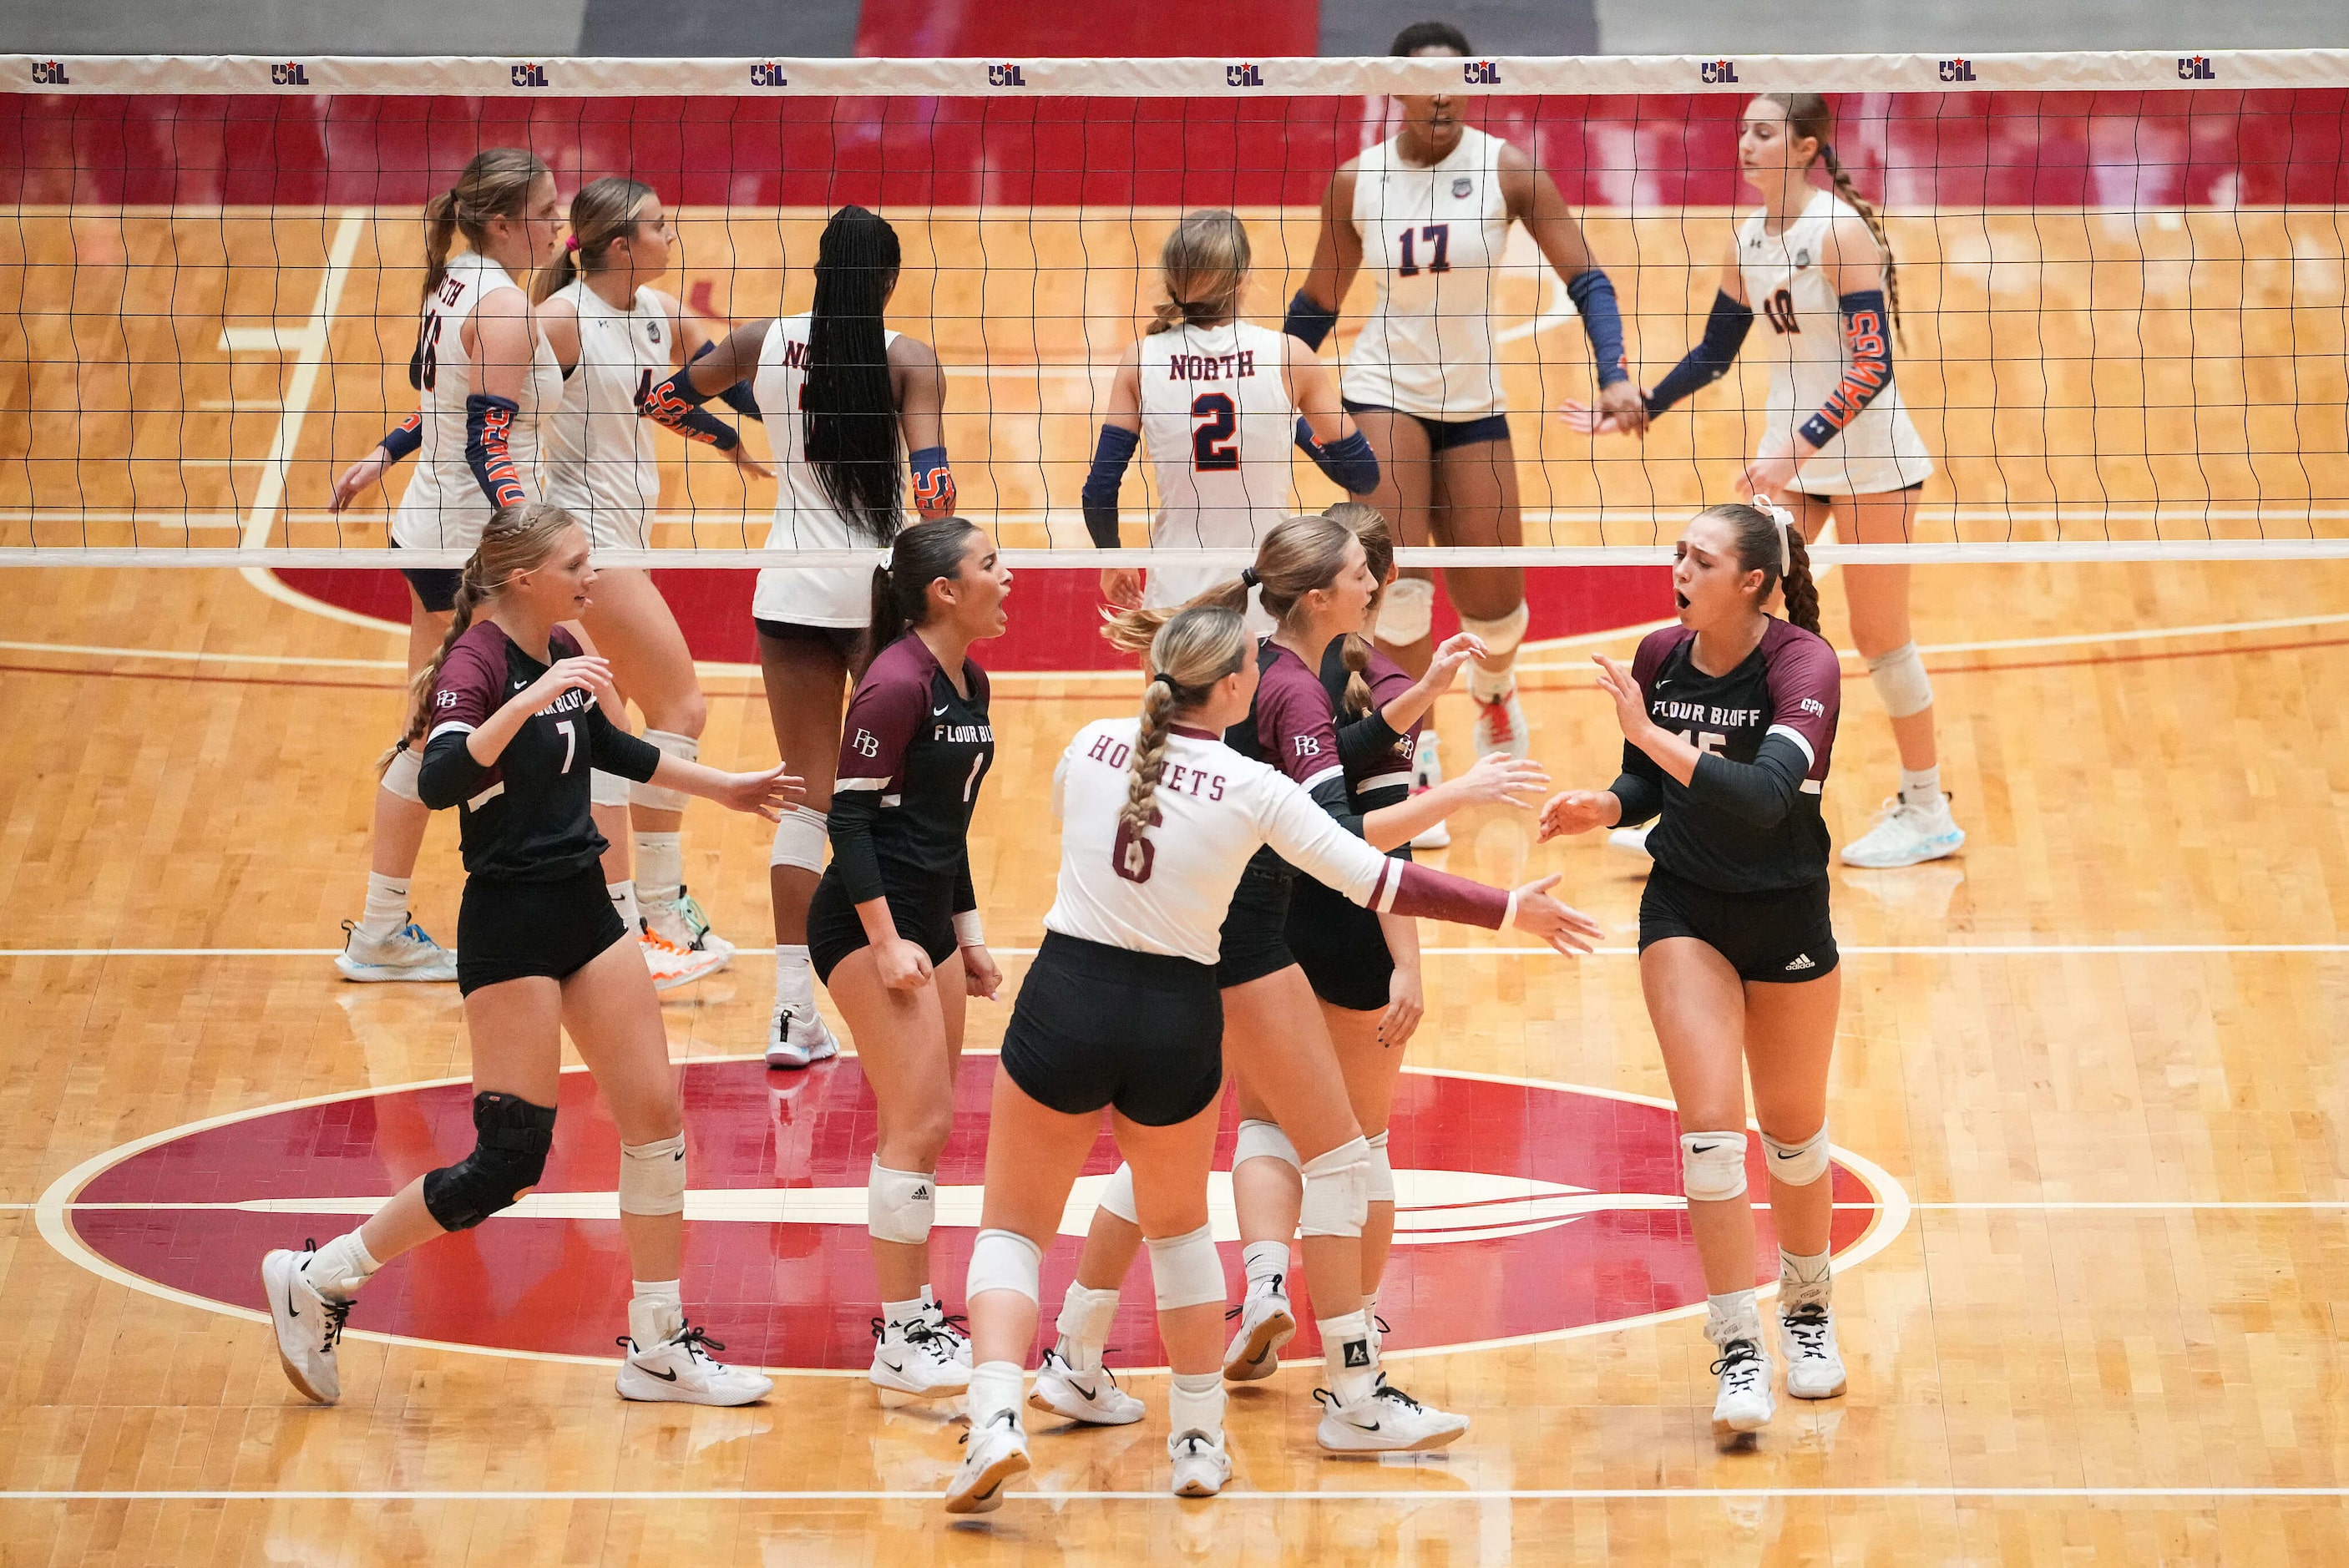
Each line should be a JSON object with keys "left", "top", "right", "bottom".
{"left": 1101, "top": 513, "right": 1358, "bottom": 656}
{"left": 376, "top": 503, "right": 582, "bottom": 775}
{"left": 1322, "top": 500, "right": 1392, "bottom": 717}
{"left": 1120, "top": 605, "right": 1250, "bottom": 846}
{"left": 1146, "top": 209, "right": 1250, "bottom": 336}
{"left": 1763, "top": 94, "right": 1901, "bottom": 345}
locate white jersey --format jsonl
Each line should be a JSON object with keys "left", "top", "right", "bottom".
{"left": 1341, "top": 125, "right": 1512, "bottom": 422}
{"left": 1137, "top": 319, "right": 1297, "bottom": 614}
{"left": 1735, "top": 190, "right": 1934, "bottom": 496}
{"left": 1045, "top": 717, "right": 1405, "bottom": 965}
{"left": 543, "top": 280, "right": 670, "bottom": 549}
{"left": 390, "top": 253, "right": 562, "bottom": 552}
{"left": 750, "top": 312, "right": 902, "bottom": 629}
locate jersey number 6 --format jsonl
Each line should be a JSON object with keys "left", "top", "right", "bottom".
{"left": 1190, "top": 393, "right": 1238, "bottom": 472}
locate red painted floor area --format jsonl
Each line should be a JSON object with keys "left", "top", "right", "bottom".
{"left": 274, "top": 564, "right": 1673, "bottom": 670}
{"left": 75, "top": 1059, "right": 1879, "bottom": 1371}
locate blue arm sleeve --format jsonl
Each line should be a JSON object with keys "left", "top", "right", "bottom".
{"left": 689, "top": 340, "right": 762, "bottom": 420}
{"left": 639, "top": 367, "right": 742, "bottom": 452}
{"left": 1643, "top": 291, "right": 1755, "bottom": 417}
{"left": 1283, "top": 290, "right": 1338, "bottom": 352}
{"left": 1293, "top": 417, "right": 1379, "bottom": 494}
{"left": 1796, "top": 288, "right": 1894, "bottom": 450}
{"left": 1081, "top": 424, "right": 1140, "bottom": 549}
{"left": 909, "top": 445, "right": 957, "bottom": 518}
{"left": 379, "top": 412, "right": 422, "bottom": 465}
{"left": 1565, "top": 269, "right": 1630, "bottom": 387}
{"left": 463, "top": 393, "right": 529, "bottom": 507}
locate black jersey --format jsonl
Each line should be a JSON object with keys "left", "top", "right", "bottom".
{"left": 1226, "top": 637, "right": 1352, "bottom": 878}
{"left": 1616, "top": 618, "right": 1840, "bottom": 893}
{"left": 824, "top": 630, "right": 995, "bottom": 913}
{"left": 418, "top": 621, "right": 661, "bottom": 882}
{"left": 1318, "top": 639, "right": 1421, "bottom": 810}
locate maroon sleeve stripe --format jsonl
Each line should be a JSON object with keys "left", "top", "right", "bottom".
{"left": 1387, "top": 862, "right": 1510, "bottom": 929}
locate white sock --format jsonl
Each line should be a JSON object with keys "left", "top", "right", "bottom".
{"left": 301, "top": 1230, "right": 381, "bottom": 1301}
{"left": 1054, "top": 1282, "right": 1121, "bottom": 1374}
{"left": 359, "top": 873, "right": 410, "bottom": 939}
{"left": 1466, "top": 660, "right": 1516, "bottom": 705}
{"left": 967, "top": 1359, "right": 1025, "bottom": 1434}
{"left": 1169, "top": 1370, "right": 1225, "bottom": 1441}
{"left": 882, "top": 1294, "right": 928, "bottom": 1332}
{"left": 635, "top": 832, "right": 684, "bottom": 908}
{"left": 1706, "top": 1288, "right": 1764, "bottom": 1348}
{"left": 1242, "top": 1241, "right": 1289, "bottom": 1297}
{"left": 1900, "top": 765, "right": 1943, "bottom": 810}
{"left": 1780, "top": 1248, "right": 1832, "bottom": 1296}
{"left": 607, "top": 880, "right": 640, "bottom": 930}
{"left": 628, "top": 1279, "right": 684, "bottom": 1348}
{"left": 1318, "top": 1309, "right": 1378, "bottom": 1404}
{"left": 775, "top": 945, "right": 815, "bottom": 1017}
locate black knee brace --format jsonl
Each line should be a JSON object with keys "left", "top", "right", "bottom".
{"left": 422, "top": 1091, "right": 557, "bottom": 1232}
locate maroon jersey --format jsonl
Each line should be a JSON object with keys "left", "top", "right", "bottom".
{"left": 823, "top": 631, "right": 995, "bottom": 911}
{"left": 1618, "top": 617, "right": 1840, "bottom": 892}
{"left": 1226, "top": 636, "right": 1355, "bottom": 879}
{"left": 418, "top": 621, "right": 661, "bottom": 881}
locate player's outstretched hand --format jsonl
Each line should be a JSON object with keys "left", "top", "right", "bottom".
{"left": 1507, "top": 873, "right": 1606, "bottom": 955}
{"left": 1594, "top": 379, "right": 1651, "bottom": 435}
{"left": 724, "top": 443, "right": 775, "bottom": 482}
{"left": 1380, "top": 964, "right": 1425, "bottom": 1050}
{"left": 1538, "top": 789, "right": 1622, "bottom": 842}
{"left": 873, "top": 933, "right": 934, "bottom": 992}
{"left": 1419, "top": 630, "right": 1488, "bottom": 695}
{"left": 1736, "top": 454, "right": 1799, "bottom": 499}
{"left": 959, "top": 943, "right": 1002, "bottom": 1002}
{"left": 1556, "top": 398, "right": 1644, "bottom": 437}
{"left": 712, "top": 761, "right": 805, "bottom": 822}
{"left": 329, "top": 450, "right": 389, "bottom": 513}
{"left": 1589, "top": 654, "right": 1652, "bottom": 742}
{"left": 1451, "top": 751, "right": 1552, "bottom": 810}
{"left": 1100, "top": 568, "right": 1145, "bottom": 611}
{"left": 532, "top": 655, "right": 621, "bottom": 716}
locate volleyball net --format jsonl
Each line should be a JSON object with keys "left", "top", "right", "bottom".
{"left": 3, "top": 50, "right": 2348, "bottom": 576}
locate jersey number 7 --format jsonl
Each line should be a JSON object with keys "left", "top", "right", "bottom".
{"left": 1191, "top": 393, "right": 1238, "bottom": 472}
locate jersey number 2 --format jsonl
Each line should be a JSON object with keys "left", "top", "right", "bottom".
{"left": 1396, "top": 224, "right": 1451, "bottom": 277}
{"left": 1190, "top": 394, "right": 1238, "bottom": 472}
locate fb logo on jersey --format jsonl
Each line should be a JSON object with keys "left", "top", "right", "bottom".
{"left": 2178, "top": 55, "right": 2216, "bottom": 80}
{"left": 435, "top": 690, "right": 458, "bottom": 710}
{"left": 1226, "top": 63, "right": 1263, "bottom": 88}
{"left": 1699, "top": 59, "right": 1739, "bottom": 85}
{"left": 30, "top": 60, "right": 68, "bottom": 85}
{"left": 853, "top": 730, "right": 879, "bottom": 758}
{"left": 1293, "top": 736, "right": 1322, "bottom": 758}
{"left": 271, "top": 62, "right": 310, "bottom": 86}
{"left": 749, "top": 62, "right": 787, "bottom": 87}
{"left": 1463, "top": 60, "right": 1501, "bottom": 85}
{"left": 510, "top": 63, "right": 549, "bottom": 88}
{"left": 1937, "top": 58, "right": 1976, "bottom": 82}
{"left": 988, "top": 63, "right": 1026, "bottom": 87}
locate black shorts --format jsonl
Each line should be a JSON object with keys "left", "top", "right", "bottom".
{"left": 757, "top": 617, "right": 867, "bottom": 670}
{"left": 1001, "top": 933, "right": 1224, "bottom": 1126}
{"left": 805, "top": 866, "right": 958, "bottom": 984}
{"left": 391, "top": 539, "right": 461, "bottom": 614}
{"left": 1790, "top": 478, "right": 1926, "bottom": 503}
{"left": 455, "top": 865, "right": 630, "bottom": 995}
{"left": 1287, "top": 872, "right": 1394, "bottom": 1013}
{"left": 1343, "top": 398, "right": 1512, "bottom": 453}
{"left": 1216, "top": 864, "right": 1296, "bottom": 989}
{"left": 1638, "top": 866, "right": 1838, "bottom": 984}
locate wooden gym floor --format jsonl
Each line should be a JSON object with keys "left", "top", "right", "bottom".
{"left": 0, "top": 207, "right": 2346, "bottom": 1563}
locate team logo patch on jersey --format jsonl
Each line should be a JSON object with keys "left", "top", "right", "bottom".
{"left": 435, "top": 690, "right": 459, "bottom": 709}
{"left": 1795, "top": 247, "right": 1812, "bottom": 268}
{"left": 47, "top": 1061, "right": 1904, "bottom": 1370}
{"left": 1451, "top": 176, "right": 1474, "bottom": 199}
{"left": 852, "top": 730, "right": 879, "bottom": 757}
{"left": 646, "top": 320, "right": 661, "bottom": 344}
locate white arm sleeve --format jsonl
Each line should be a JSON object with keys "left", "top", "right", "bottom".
{"left": 1258, "top": 769, "right": 1393, "bottom": 908}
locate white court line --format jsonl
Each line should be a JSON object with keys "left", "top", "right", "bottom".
{"left": 3, "top": 943, "right": 2343, "bottom": 959}
{"left": 0, "top": 1486, "right": 2338, "bottom": 1504}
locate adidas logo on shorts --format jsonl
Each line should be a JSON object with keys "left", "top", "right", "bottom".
{"left": 1784, "top": 953, "right": 1816, "bottom": 972}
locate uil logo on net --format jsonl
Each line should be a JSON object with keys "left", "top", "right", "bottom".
{"left": 987, "top": 63, "right": 1027, "bottom": 88}
{"left": 510, "top": 63, "right": 549, "bottom": 89}
{"left": 1700, "top": 59, "right": 1740, "bottom": 85}
{"left": 1463, "top": 60, "right": 1501, "bottom": 86}
{"left": 2178, "top": 55, "right": 2217, "bottom": 80}
{"left": 1226, "top": 63, "right": 1264, "bottom": 88}
{"left": 1937, "top": 58, "right": 1977, "bottom": 83}
{"left": 750, "top": 62, "right": 787, "bottom": 88}
{"left": 30, "top": 60, "right": 69, "bottom": 85}
{"left": 271, "top": 62, "right": 310, "bottom": 87}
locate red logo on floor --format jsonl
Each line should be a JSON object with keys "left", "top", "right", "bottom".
{"left": 58, "top": 1059, "right": 1898, "bottom": 1370}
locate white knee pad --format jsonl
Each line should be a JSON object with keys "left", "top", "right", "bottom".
{"left": 381, "top": 744, "right": 424, "bottom": 805}
{"left": 1299, "top": 1136, "right": 1372, "bottom": 1239}
{"left": 1761, "top": 1122, "right": 1830, "bottom": 1187}
{"left": 1147, "top": 1223, "right": 1227, "bottom": 1312}
{"left": 1680, "top": 1131, "right": 1750, "bottom": 1203}
{"left": 617, "top": 1133, "right": 687, "bottom": 1216}
{"left": 630, "top": 728, "right": 697, "bottom": 814}
{"left": 1374, "top": 576, "right": 1436, "bottom": 646}
{"left": 1232, "top": 1119, "right": 1300, "bottom": 1173}
{"left": 867, "top": 1159, "right": 935, "bottom": 1245}
{"left": 770, "top": 804, "right": 828, "bottom": 874}
{"left": 1866, "top": 641, "right": 1934, "bottom": 719}
{"left": 1097, "top": 1162, "right": 1139, "bottom": 1226}
{"left": 591, "top": 767, "right": 635, "bottom": 808}
{"left": 1456, "top": 600, "right": 1531, "bottom": 662}
{"left": 1364, "top": 1130, "right": 1396, "bottom": 1205}
{"left": 966, "top": 1227, "right": 1043, "bottom": 1305}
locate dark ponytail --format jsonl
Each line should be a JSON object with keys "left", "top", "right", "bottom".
{"left": 1700, "top": 501, "right": 1821, "bottom": 635}
{"left": 806, "top": 205, "right": 906, "bottom": 546}
{"left": 868, "top": 516, "right": 981, "bottom": 657}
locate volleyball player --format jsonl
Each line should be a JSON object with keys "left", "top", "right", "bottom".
{"left": 1564, "top": 93, "right": 1962, "bottom": 869}
{"left": 1536, "top": 501, "right": 1849, "bottom": 1443}
{"left": 947, "top": 601, "right": 1599, "bottom": 1511}
{"left": 1082, "top": 209, "right": 1380, "bottom": 618}
{"left": 640, "top": 205, "right": 958, "bottom": 1070}
{"left": 327, "top": 149, "right": 564, "bottom": 983}
{"left": 1285, "top": 18, "right": 1645, "bottom": 797}
{"left": 802, "top": 518, "right": 1005, "bottom": 1399}
{"left": 264, "top": 503, "right": 800, "bottom": 1409}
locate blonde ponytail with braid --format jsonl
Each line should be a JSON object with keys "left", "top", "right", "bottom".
{"left": 1119, "top": 607, "right": 1250, "bottom": 847}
